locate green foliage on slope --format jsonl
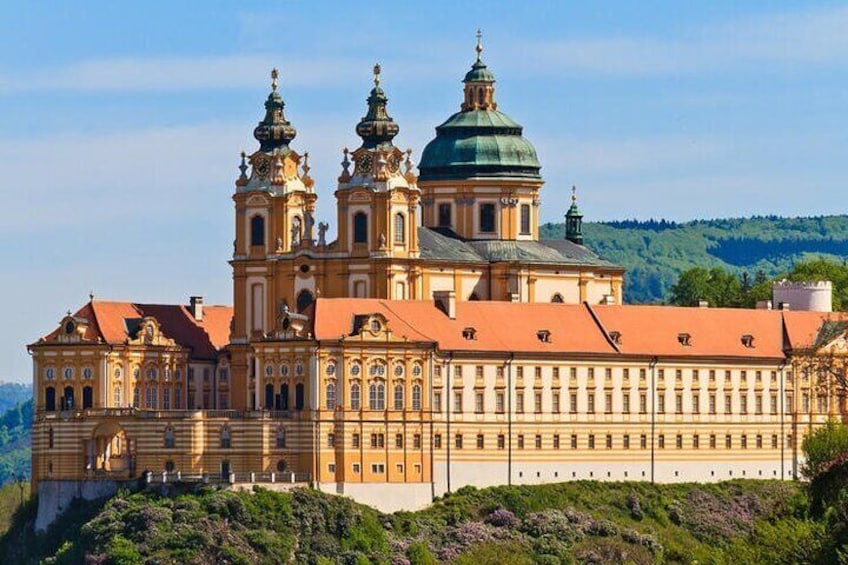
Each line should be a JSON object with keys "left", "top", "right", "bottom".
{"left": 541, "top": 215, "right": 848, "bottom": 303}
{"left": 0, "top": 479, "right": 825, "bottom": 564}
{"left": 0, "top": 383, "right": 32, "bottom": 414}
{"left": 0, "top": 398, "right": 32, "bottom": 487}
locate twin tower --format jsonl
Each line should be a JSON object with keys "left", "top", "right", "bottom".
{"left": 229, "top": 37, "right": 622, "bottom": 354}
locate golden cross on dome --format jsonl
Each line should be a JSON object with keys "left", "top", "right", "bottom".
{"left": 572, "top": 185, "right": 578, "bottom": 203}
{"left": 270, "top": 68, "right": 279, "bottom": 92}
{"left": 476, "top": 29, "right": 483, "bottom": 61}
{"left": 373, "top": 63, "right": 381, "bottom": 87}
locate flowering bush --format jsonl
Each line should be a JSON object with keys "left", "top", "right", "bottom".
{"left": 484, "top": 508, "right": 518, "bottom": 528}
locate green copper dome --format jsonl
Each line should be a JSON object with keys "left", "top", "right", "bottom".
{"left": 419, "top": 37, "right": 541, "bottom": 182}
{"left": 419, "top": 110, "right": 541, "bottom": 181}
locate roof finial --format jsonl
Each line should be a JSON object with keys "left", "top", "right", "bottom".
{"left": 571, "top": 185, "right": 577, "bottom": 203}
{"left": 373, "top": 63, "right": 381, "bottom": 87}
{"left": 89, "top": 290, "right": 94, "bottom": 302}
{"left": 270, "top": 67, "right": 279, "bottom": 92}
{"left": 475, "top": 29, "right": 483, "bottom": 62}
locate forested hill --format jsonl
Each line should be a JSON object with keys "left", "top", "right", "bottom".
{"left": 541, "top": 215, "right": 848, "bottom": 303}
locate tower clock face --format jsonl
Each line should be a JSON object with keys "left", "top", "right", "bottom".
{"left": 357, "top": 154, "right": 372, "bottom": 174}
{"left": 254, "top": 158, "right": 271, "bottom": 178}
{"left": 387, "top": 154, "right": 401, "bottom": 173}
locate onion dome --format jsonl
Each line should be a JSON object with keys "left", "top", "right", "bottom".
{"left": 355, "top": 64, "right": 400, "bottom": 149}
{"left": 419, "top": 32, "right": 541, "bottom": 182}
{"left": 253, "top": 68, "right": 297, "bottom": 152}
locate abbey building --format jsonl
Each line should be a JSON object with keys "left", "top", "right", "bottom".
{"left": 29, "top": 39, "right": 848, "bottom": 517}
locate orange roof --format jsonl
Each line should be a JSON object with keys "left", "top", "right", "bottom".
{"left": 588, "top": 304, "right": 786, "bottom": 359}
{"left": 782, "top": 310, "right": 848, "bottom": 351}
{"left": 39, "top": 300, "right": 233, "bottom": 360}
{"left": 313, "top": 299, "right": 813, "bottom": 360}
{"left": 314, "top": 298, "right": 618, "bottom": 355}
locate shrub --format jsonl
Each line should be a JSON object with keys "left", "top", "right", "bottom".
{"left": 406, "top": 541, "right": 436, "bottom": 565}
{"left": 485, "top": 508, "right": 518, "bottom": 528}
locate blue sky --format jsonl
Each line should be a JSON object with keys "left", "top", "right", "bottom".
{"left": 2, "top": 1, "right": 847, "bottom": 381}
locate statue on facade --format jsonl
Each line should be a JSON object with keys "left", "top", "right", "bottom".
{"left": 318, "top": 222, "right": 329, "bottom": 246}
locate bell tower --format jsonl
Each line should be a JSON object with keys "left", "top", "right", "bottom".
{"left": 335, "top": 65, "right": 420, "bottom": 263}
{"left": 231, "top": 69, "right": 317, "bottom": 342}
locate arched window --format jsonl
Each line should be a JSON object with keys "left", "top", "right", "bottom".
{"left": 551, "top": 293, "right": 564, "bottom": 303}
{"left": 276, "top": 426, "right": 286, "bottom": 448}
{"left": 63, "top": 386, "right": 74, "bottom": 410}
{"left": 353, "top": 212, "right": 368, "bottom": 244}
{"left": 82, "top": 386, "right": 93, "bottom": 409}
{"left": 265, "top": 383, "right": 274, "bottom": 409}
{"left": 369, "top": 381, "right": 385, "bottom": 410}
{"left": 45, "top": 387, "right": 56, "bottom": 412}
{"left": 132, "top": 386, "right": 140, "bottom": 408}
{"left": 165, "top": 460, "right": 175, "bottom": 473}
{"left": 280, "top": 383, "right": 289, "bottom": 410}
{"left": 164, "top": 426, "right": 175, "bottom": 448}
{"left": 113, "top": 386, "right": 121, "bottom": 407}
{"left": 412, "top": 384, "right": 422, "bottom": 410}
{"left": 394, "top": 213, "right": 405, "bottom": 244}
{"left": 479, "top": 203, "right": 496, "bottom": 233}
{"left": 295, "top": 383, "right": 305, "bottom": 410}
{"left": 250, "top": 215, "right": 265, "bottom": 247}
{"left": 174, "top": 388, "right": 182, "bottom": 410}
{"left": 350, "top": 383, "right": 361, "bottom": 410}
{"left": 326, "top": 382, "right": 336, "bottom": 410}
{"left": 220, "top": 426, "right": 232, "bottom": 449}
{"left": 394, "top": 383, "right": 404, "bottom": 410}
{"left": 296, "top": 289, "right": 314, "bottom": 313}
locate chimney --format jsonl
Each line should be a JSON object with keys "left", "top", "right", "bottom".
{"left": 189, "top": 296, "right": 204, "bottom": 321}
{"left": 697, "top": 300, "right": 709, "bottom": 308}
{"left": 507, "top": 292, "right": 520, "bottom": 303}
{"left": 433, "top": 290, "right": 456, "bottom": 319}
{"left": 601, "top": 294, "right": 616, "bottom": 305}
{"left": 756, "top": 300, "right": 773, "bottom": 310}
{"left": 779, "top": 302, "right": 790, "bottom": 311}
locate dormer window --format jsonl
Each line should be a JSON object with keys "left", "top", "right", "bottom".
{"left": 64, "top": 321, "right": 75, "bottom": 335}
{"left": 537, "top": 330, "right": 552, "bottom": 343}
{"left": 741, "top": 334, "right": 755, "bottom": 348}
{"left": 370, "top": 319, "right": 381, "bottom": 333}
{"left": 609, "top": 331, "right": 622, "bottom": 345}
{"left": 462, "top": 327, "right": 477, "bottom": 340}
{"left": 678, "top": 333, "right": 692, "bottom": 346}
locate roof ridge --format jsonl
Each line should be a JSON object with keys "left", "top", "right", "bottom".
{"left": 584, "top": 302, "right": 620, "bottom": 353}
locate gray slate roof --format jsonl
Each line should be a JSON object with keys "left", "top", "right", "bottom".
{"left": 417, "top": 227, "right": 619, "bottom": 269}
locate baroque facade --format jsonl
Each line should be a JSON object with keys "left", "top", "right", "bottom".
{"left": 29, "top": 39, "right": 848, "bottom": 514}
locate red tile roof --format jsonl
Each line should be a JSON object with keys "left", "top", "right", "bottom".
{"left": 39, "top": 300, "right": 233, "bottom": 360}
{"left": 782, "top": 310, "right": 848, "bottom": 351}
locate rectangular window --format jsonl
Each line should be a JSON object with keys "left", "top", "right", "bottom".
{"left": 756, "top": 434, "right": 763, "bottom": 448}
{"left": 571, "top": 434, "right": 578, "bottom": 448}
{"left": 479, "top": 203, "right": 496, "bottom": 233}
{"left": 710, "top": 434, "right": 717, "bottom": 448}
{"left": 741, "top": 434, "right": 748, "bottom": 449}
{"left": 640, "top": 434, "right": 647, "bottom": 449}
{"left": 552, "top": 391, "right": 560, "bottom": 413}
{"left": 553, "top": 367, "right": 560, "bottom": 379}
{"left": 352, "top": 433, "right": 360, "bottom": 448}
{"left": 741, "top": 395, "right": 748, "bottom": 415}
{"left": 623, "top": 434, "right": 630, "bottom": 449}
{"left": 497, "top": 434, "right": 505, "bottom": 449}
{"left": 756, "top": 394, "right": 763, "bottom": 415}
{"left": 675, "top": 393, "right": 683, "bottom": 414}
{"left": 534, "top": 392, "right": 542, "bottom": 413}
{"left": 517, "top": 366, "right": 524, "bottom": 378}
{"left": 771, "top": 394, "right": 778, "bottom": 414}
{"left": 434, "top": 434, "right": 442, "bottom": 448}
{"left": 658, "top": 434, "right": 665, "bottom": 449}
{"left": 414, "top": 434, "right": 421, "bottom": 448}
{"left": 605, "top": 393, "right": 612, "bottom": 413}
{"left": 639, "top": 393, "right": 647, "bottom": 413}
{"left": 676, "top": 434, "right": 683, "bottom": 449}
{"left": 455, "top": 434, "right": 463, "bottom": 449}
{"left": 518, "top": 434, "right": 525, "bottom": 449}
{"left": 692, "top": 394, "right": 700, "bottom": 414}
{"left": 535, "top": 366, "right": 542, "bottom": 379}
{"left": 588, "top": 434, "right": 595, "bottom": 449}
{"left": 709, "top": 394, "right": 716, "bottom": 414}
{"left": 475, "top": 365, "right": 484, "bottom": 377}
{"left": 623, "top": 393, "right": 630, "bottom": 413}
{"left": 475, "top": 392, "right": 484, "bottom": 413}
{"left": 725, "top": 394, "right": 732, "bottom": 414}
{"left": 553, "top": 434, "right": 560, "bottom": 449}
{"left": 570, "top": 367, "right": 578, "bottom": 379}
{"left": 371, "top": 464, "right": 385, "bottom": 474}
{"left": 570, "top": 393, "right": 578, "bottom": 412}
{"left": 725, "top": 434, "right": 732, "bottom": 449}
{"left": 434, "top": 392, "right": 442, "bottom": 413}
{"left": 606, "top": 434, "right": 613, "bottom": 449}
{"left": 693, "top": 434, "right": 699, "bottom": 449}
{"left": 328, "top": 433, "right": 336, "bottom": 447}
{"left": 772, "top": 434, "right": 778, "bottom": 449}
{"left": 438, "top": 203, "right": 452, "bottom": 227}
{"left": 497, "top": 365, "right": 504, "bottom": 378}
{"left": 658, "top": 394, "right": 665, "bottom": 414}
{"left": 535, "top": 435, "right": 542, "bottom": 449}
{"left": 455, "top": 365, "right": 463, "bottom": 377}
{"left": 454, "top": 391, "right": 463, "bottom": 413}
{"left": 520, "top": 203, "right": 531, "bottom": 234}
{"left": 588, "top": 392, "right": 595, "bottom": 413}
{"left": 517, "top": 391, "right": 525, "bottom": 413}
{"left": 353, "top": 463, "right": 360, "bottom": 474}
{"left": 496, "top": 391, "right": 505, "bottom": 413}
{"left": 476, "top": 434, "right": 484, "bottom": 449}
{"left": 395, "top": 433, "right": 403, "bottom": 448}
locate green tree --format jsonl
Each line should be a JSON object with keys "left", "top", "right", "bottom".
{"left": 669, "top": 267, "right": 742, "bottom": 307}
{"left": 802, "top": 421, "right": 848, "bottom": 480}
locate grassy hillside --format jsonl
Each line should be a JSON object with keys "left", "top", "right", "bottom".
{"left": 0, "top": 480, "right": 820, "bottom": 564}
{"left": 540, "top": 215, "right": 848, "bottom": 303}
